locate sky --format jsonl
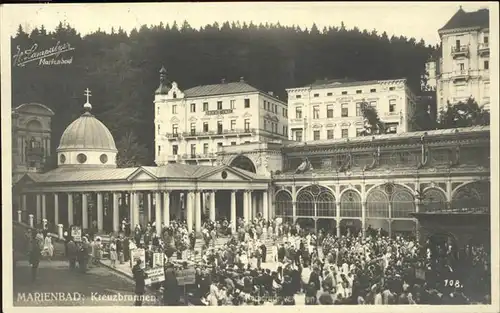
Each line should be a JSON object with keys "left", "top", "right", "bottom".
{"left": 2, "top": 2, "right": 492, "bottom": 45}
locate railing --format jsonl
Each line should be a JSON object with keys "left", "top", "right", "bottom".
{"left": 181, "top": 153, "right": 217, "bottom": 160}
{"left": 478, "top": 42, "right": 489, "bottom": 50}
{"left": 27, "top": 147, "right": 44, "bottom": 157}
{"left": 451, "top": 45, "right": 469, "bottom": 55}
{"left": 290, "top": 118, "right": 305, "bottom": 123}
{"left": 165, "top": 133, "right": 179, "bottom": 139}
{"left": 176, "top": 128, "right": 257, "bottom": 139}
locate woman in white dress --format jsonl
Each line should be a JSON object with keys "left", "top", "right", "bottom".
{"left": 43, "top": 235, "right": 54, "bottom": 261}
{"left": 109, "top": 239, "right": 117, "bottom": 268}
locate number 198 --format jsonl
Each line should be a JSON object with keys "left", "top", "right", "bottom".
{"left": 444, "top": 279, "right": 462, "bottom": 288}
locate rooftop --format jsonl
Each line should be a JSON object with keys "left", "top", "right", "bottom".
{"left": 288, "top": 78, "right": 407, "bottom": 91}
{"left": 439, "top": 7, "right": 489, "bottom": 32}
{"left": 182, "top": 80, "right": 277, "bottom": 99}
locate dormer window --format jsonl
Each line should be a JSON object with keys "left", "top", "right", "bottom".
{"left": 173, "top": 92, "right": 177, "bottom": 99}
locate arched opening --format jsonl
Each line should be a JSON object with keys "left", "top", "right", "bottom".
{"left": 316, "top": 191, "right": 335, "bottom": 217}
{"left": 422, "top": 188, "right": 447, "bottom": 212}
{"left": 340, "top": 190, "right": 362, "bottom": 218}
{"left": 296, "top": 190, "right": 314, "bottom": 216}
{"left": 391, "top": 186, "right": 415, "bottom": 218}
{"left": 26, "top": 119, "right": 42, "bottom": 131}
{"left": 296, "top": 184, "right": 336, "bottom": 218}
{"left": 366, "top": 186, "right": 389, "bottom": 218}
{"left": 230, "top": 155, "right": 256, "bottom": 173}
{"left": 452, "top": 181, "right": 490, "bottom": 212}
{"left": 275, "top": 190, "right": 293, "bottom": 217}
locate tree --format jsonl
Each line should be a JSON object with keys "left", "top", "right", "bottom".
{"left": 411, "top": 95, "right": 438, "bottom": 131}
{"left": 438, "top": 97, "right": 490, "bottom": 129}
{"left": 115, "top": 131, "right": 149, "bottom": 168}
{"left": 360, "top": 101, "right": 386, "bottom": 136}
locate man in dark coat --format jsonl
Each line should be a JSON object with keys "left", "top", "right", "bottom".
{"left": 163, "top": 263, "right": 180, "bottom": 305}
{"left": 308, "top": 266, "right": 321, "bottom": 293}
{"left": 123, "top": 237, "right": 130, "bottom": 262}
{"left": 67, "top": 238, "right": 78, "bottom": 270}
{"left": 132, "top": 258, "right": 147, "bottom": 306}
{"left": 29, "top": 235, "right": 42, "bottom": 282}
{"left": 278, "top": 244, "right": 286, "bottom": 263}
{"left": 260, "top": 242, "right": 267, "bottom": 263}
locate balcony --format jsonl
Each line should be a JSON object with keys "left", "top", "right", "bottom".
{"left": 180, "top": 128, "right": 257, "bottom": 140}
{"left": 478, "top": 42, "right": 489, "bottom": 56}
{"left": 181, "top": 153, "right": 217, "bottom": 160}
{"left": 452, "top": 70, "right": 471, "bottom": 83}
{"left": 451, "top": 45, "right": 469, "bottom": 58}
{"left": 27, "top": 146, "right": 44, "bottom": 157}
{"left": 165, "top": 133, "right": 180, "bottom": 141}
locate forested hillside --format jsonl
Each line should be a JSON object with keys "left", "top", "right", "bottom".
{"left": 11, "top": 21, "right": 436, "bottom": 167}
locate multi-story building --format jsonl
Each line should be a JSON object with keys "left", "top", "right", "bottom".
{"left": 154, "top": 68, "right": 289, "bottom": 169}
{"left": 435, "top": 7, "right": 490, "bottom": 112}
{"left": 11, "top": 103, "right": 54, "bottom": 184}
{"left": 286, "top": 78, "right": 417, "bottom": 142}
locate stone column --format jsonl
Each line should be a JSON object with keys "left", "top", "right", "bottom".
{"left": 41, "top": 194, "right": 47, "bottom": 221}
{"left": 68, "top": 193, "right": 74, "bottom": 226}
{"left": 36, "top": 194, "right": 41, "bottom": 225}
{"left": 209, "top": 191, "right": 216, "bottom": 222}
{"left": 129, "top": 192, "right": 134, "bottom": 227}
{"left": 230, "top": 191, "right": 236, "bottom": 233}
{"left": 82, "top": 193, "right": 88, "bottom": 229}
{"left": 195, "top": 191, "right": 202, "bottom": 233}
{"left": 133, "top": 192, "right": 140, "bottom": 228}
{"left": 29, "top": 214, "right": 34, "bottom": 228}
{"left": 97, "top": 192, "right": 103, "bottom": 232}
{"left": 251, "top": 193, "right": 257, "bottom": 219}
{"left": 263, "top": 191, "right": 269, "bottom": 221}
{"left": 248, "top": 191, "right": 253, "bottom": 221}
{"left": 163, "top": 191, "right": 170, "bottom": 227}
{"left": 292, "top": 185, "right": 297, "bottom": 222}
{"left": 147, "top": 193, "right": 152, "bottom": 224}
{"left": 17, "top": 210, "right": 22, "bottom": 223}
{"left": 54, "top": 193, "right": 59, "bottom": 226}
{"left": 243, "top": 191, "right": 249, "bottom": 221}
{"left": 361, "top": 201, "right": 367, "bottom": 238}
{"left": 22, "top": 194, "right": 27, "bottom": 213}
{"left": 113, "top": 192, "right": 120, "bottom": 233}
{"left": 58, "top": 224, "right": 64, "bottom": 239}
{"left": 186, "top": 191, "right": 193, "bottom": 232}
{"left": 336, "top": 201, "right": 341, "bottom": 237}
{"left": 155, "top": 192, "right": 162, "bottom": 235}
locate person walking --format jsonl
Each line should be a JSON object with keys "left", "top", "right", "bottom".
{"left": 43, "top": 234, "right": 54, "bottom": 261}
{"left": 132, "top": 258, "right": 147, "bottom": 306}
{"left": 28, "top": 233, "right": 42, "bottom": 282}
{"left": 67, "top": 238, "right": 78, "bottom": 270}
{"left": 109, "top": 238, "right": 117, "bottom": 268}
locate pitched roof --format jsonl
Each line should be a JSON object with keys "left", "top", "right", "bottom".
{"left": 439, "top": 7, "right": 489, "bottom": 32}
{"left": 291, "top": 78, "right": 407, "bottom": 90}
{"left": 183, "top": 81, "right": 260, "bottom": 98}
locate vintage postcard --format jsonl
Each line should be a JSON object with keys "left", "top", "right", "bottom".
{"left": 1, "top": 2, "right": 499, "bottom": 312}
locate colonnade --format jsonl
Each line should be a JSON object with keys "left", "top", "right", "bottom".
{"left": 17, "top": 188, "right": 269, "bottom": 235}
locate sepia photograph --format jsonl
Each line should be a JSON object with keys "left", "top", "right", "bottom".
{"left": 1, "top": 2, "right": 498, "bottom": 311}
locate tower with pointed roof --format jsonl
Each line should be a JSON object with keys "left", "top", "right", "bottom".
{"left": 435, "top": 6, "right": 490, "bottom": 114}
{"left": 57, "top": 89, "right": 118, "bottom": 168}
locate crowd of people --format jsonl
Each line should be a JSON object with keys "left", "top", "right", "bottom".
{"left": 22, "top": 213, "right": 491, "bottom": 306}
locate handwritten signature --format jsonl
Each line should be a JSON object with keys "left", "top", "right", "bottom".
{"left": 13, "top": 41, "right": 75, "bottom": 67}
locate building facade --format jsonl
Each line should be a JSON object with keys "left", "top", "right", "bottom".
{"left": 12, "top": 103, "right": 54, "bottom": 184}
{"left": 436, "top": 7, "right": 490, "bottom": 112}
{"left": 154, "top": 68, "right": 288, "bottom": 168}
{"left": 286, "top": 78, "right": 417, "bottom": 142}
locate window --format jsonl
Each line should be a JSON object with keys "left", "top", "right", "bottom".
{"left": 295, "top": 130, "right": 303, "bottom": 142}
{"left": 327, "top": 129, "right": 334, "bottom": 139}
{"left": 296, "top": 107, "right": 302, "bottom": 118}
{"left": 217, "top": 121, "right": 223, "bottom": 134}
{"left": 370, "top": 88, "right": 376, "bottom": 93}
{"left": 244, "top": 99, "right": 250, "bottom": 108}
{"left": 484, "top": 60, "right": 489, "bottom": 70}
{"left": 244, "top": 119, "right": 250, "bottom": 131}
{"left": 356, "top": 90, "right": 362, "bottom": 94}
{"left": 231, "top": 142, "right": 236, "bottom": 146}
{"left": 157, "top": 107, "right": 160, "bottom": 115}
{"left": 157, "top": 124, "right": 161, "bottom": 135}
{"left": 313, "top": 106, "right": 320, "bottom": 119}
{"left": 230, "top": 119, "right": 236, "bottom": 130}
{"left": 190, "top": 123, "right": 196, "bottom": 135}
{"left": 157, "top": 147, "right": 160, "bottom": 156}
{"left": 203, "top": 122, "right": 209, "bottom": 132}
{"left": 230, "top": 100, "right": 236, "bottom": 109}
{"left": 356, "top": 128, "right": 364, "bottom": 137}
{"left": 356, "top": 102, "right": 363, "bottom": 116}
{"left": 217, "top": 101, "right": 223, "bottom": 110}
{"left": 484, "top": 36, "right": 489, "bottom": 44}
{"left": 313, "top": 130, "right": 320, "bottom": 140}
{"left": 389, "top": 99, "right": 396, "bottom": 113}
{"left": 172, "top": 145, "right": 178, "bottom": 155}
{"left": 341, "top": 103, "right": 348, "bottom": 117}
{"left": 264, "top": 120, "right": 267, "bottom": 130}
{"left": 282, "top": 107, "right": 286, "bottom": 117}
{"left": 190, "top": 144, "right": 196, "bottom": 157}
{"left": 327, "top": 92, "right": 333, "bottom": 96}
{"left": 190, "top": 103, "right": 196, "bottom": 113}
{"left": 217, "top": 142, "right": 223, "bottom": 151}
{"left": 327, "top": 105, "right": 334, "bottom": 118}
{"left": 172, "top": 124, "right": 178, "bottom": 136}
{"left": 173, "top": 92, "right": 177, "bottom": 99}
{"left": 341, "top": 91, "right": 347, "bottom": 95}
{"left": 459, "top": 63, "right": 465, "bottom": 71}
{"left": 455, "top": 39, "right": 460, "bottom": 49}
{"left": 203, "top": 102, "right": 208, "bottom": 111}
{"left": 296, "top": 95, "right": 302, "bottom": 99}
{"left": 313, "top": 93, "right": 319, "bottom": 97}
{"left": 172, "top": 105, "right": 177, "bottom": 114}
{"left": 341, "top": 129, "right": 349, "bottom": 138}
{"left": 389, "top": 87, "right": 395, "bottom": 91}
{"left": 283, "top": 126, "right": 287, "bottom": 135}
{"left": 203, "top": 143, "right": 209, "bottom": 155}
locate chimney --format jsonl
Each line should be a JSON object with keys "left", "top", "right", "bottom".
{"left": 221, "top": 78, "right": 226, "bottom": 84}
{"left": 240, "top": 77, "right": 245, "bottom": 82}
{"left": 268, "top": 91, "right": 274, "bottom": 96}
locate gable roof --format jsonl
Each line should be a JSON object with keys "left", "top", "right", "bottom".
{"left": 183, "top": 81, "right": 260, "bottom": 98}
{"left": 291, "top": 78, "right": 407, "bottom": 91}
{"left": 439, "top": 7, "right": 489, "bottom": 32}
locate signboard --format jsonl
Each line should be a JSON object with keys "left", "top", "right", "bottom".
{"left": 153, "top": 252, "right": 164, "bottom": 268}
{"left": 71, "top": 226, "right": 82, "bottom": 242}
{"left": 145, "top": 267, "right": 165, "bottom": 285}
{"left": 131, "top": 248, "right": 146, "bottom": 269}
{"left": 415, "top": 268, "right": 426, "bottom": 280}
{"left": 206, "top": 109, "right": 233, "bottom": 116}
{"left": 175, "top": 267, "right": 196, "bottom": 286}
